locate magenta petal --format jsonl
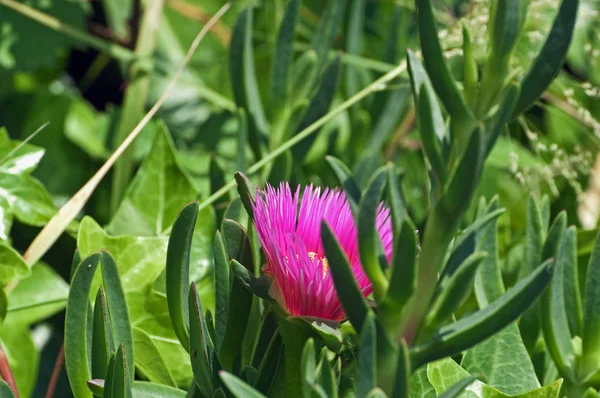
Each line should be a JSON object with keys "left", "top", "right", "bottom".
{"left": 252, "top": 182, "right": 394, "bottom": 321}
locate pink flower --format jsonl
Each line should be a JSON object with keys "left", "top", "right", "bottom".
{"left": 251, "top": 183, "right": 393, "bottom": 321}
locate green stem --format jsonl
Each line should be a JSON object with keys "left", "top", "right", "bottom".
{"left": 0, "top": 0, "right": 136, "bottom": 63}
{"left": 277, "top": 316, "right": 315, "bottom": 398}
{"left": 110, "top": 0, "right": 165, "bottom": 214}
{"left": 197, "top": 60, "right": 408, "bottom": 212}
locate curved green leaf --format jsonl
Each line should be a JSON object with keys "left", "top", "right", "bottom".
{"left": 166, "top": 201, "right": 199, "bottom": 352}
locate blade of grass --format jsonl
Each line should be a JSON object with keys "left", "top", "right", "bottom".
{"left": 197, "top": 59, "right": 408, "bottom": 212}
{"left": 22, "top": 3, "right": 232, "bottom": 267}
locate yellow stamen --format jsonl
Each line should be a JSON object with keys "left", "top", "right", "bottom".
{"left": 308, "top": 251, "right": 328, "bottom": 278}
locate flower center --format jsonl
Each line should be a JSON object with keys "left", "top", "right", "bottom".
{"left": 307, "top": 251, "right": 329, "bottom": 278}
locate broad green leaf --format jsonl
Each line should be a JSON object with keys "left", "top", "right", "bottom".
{"left": 5, "top": 262, "right": 68, "bottom": 325}
{"left": 427, "top": 358, "right": 563, "bottom": 398}
{"left": 132, "top": 327, "right": 176, "bottom": 387}
{"left": 0, "top": 243, "right": 29, "bottom": 283}
{"left": 220, "top": 372, "right": 266, "bottom": 398}
{"left": 64, "top": 98, "right": 111, "bottom": 159}
{"left": 410, "top": 367, "right": 436, "bottom": 398}
{"left": 461, "top": 324, "right": 540, "bottom": 395}
{"left": 101, "top": 0, "right": 132, "bottom": 42}
{"left": 0, "top": 171, "right": 56, "bottom": 232}
{"left": 356, "top": 312, "right": 377, "bottom": 397}
{"left": 512, "top": 0, "right": 580, "bottom": 117}
{"left": 269, "top": 0, "right": 300, "bottom": 119}
{"left": 230, "top": 8, "right": 269, "bottom": 158}
{"left": 438, "top": 377, "right": 476, "bottom": 398}
{"left": 582, "top": 228, "right": 600, "bottom": 377}
{"left": 358, "top": 166, "right": 389, "bottom": 302}
{"left": 0, "top": 0, "right": 88, "bottom": 70}
{"left": 166, "top": 201, "right": 199, "bottom": 352}
{"left": 411, "top": 259, "right": 553, "bottom": 367}
{"left": 321, "top": 221, "right": 371, "bottom": 334}
{"left": 0, "top": 127, "right": 44, "bottom": 176}
{"left": 0, "top": 319, "right": 39, "bottom": 398}
{"left": 65, "top": 252, "right": 101, "bottom": 398}
{"left": 107, "top": 123, "right": 199, "bottom": 236}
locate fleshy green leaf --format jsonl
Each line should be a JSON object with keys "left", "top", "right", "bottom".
{"left": 414, "top": 0, "right": 473, "bottom": 138}
{"left": 325, "top": 156, "right": 361, "bottom": 208}
{"left": 356, "top": 312, "right": 377, "bottom": 397}
{"left": 65, "top": 252, "right": 101, "bottom": 398}
{"left": 254, "top": 330, "right": 283, "bottom": 394}
{"left": 189, "top": 282, "right": 216, "bottom": 397}
{"left": 230, "top": 8, "right": 269, "bottom": 158}
{"left": 92, "top": 287, "right": 113, "bottom": 379}
{"left": 166, "top": 201, "right": 199, "bottom": 352}
{"left": 473, "top": 199, "right": 506, "bottom": 307}
{"left": 213, "top": 231, "right": 230, "bottom": 350}
{"left": 88, "top": 379, "right": 187, "bottom": 398}
{"left": 379, "top": 218, "right": 417, "bottom": 333}
{"left": 269, "top": 0, "right": 299, "bottom": 119}
{"left": 321, "top": 221, "right": 371, "bottom": 333}
{"left": 235, "top": 172, "right": 257, "bottom": 219}
{"left": 425, "top": 252, "right": 487, "bottom": 329}
{"left": 437, "top": 376, "right": 476, "bottom": 398}
{"left": 358, "top": 166, "right": 389, "bottom": 302}
{"left": 411, "top": 259, "right": 554, "bottom": 367}
{"left": 220, "top": 372, "right": 266, "bottom": 398}
{"left": 541, "top": 225, "right": 576, "bottom": 381}
{"left": 582, "top": 228, "right": 600, "bottom": 377}
{"left": 512, "top": 0, "right": 580, "bottom": 117}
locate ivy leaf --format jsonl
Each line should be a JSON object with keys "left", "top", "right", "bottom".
{"left": 0, "top": 319, "right": 39, "bottom": 398}
{"left": 460, "top": 325, "right": 540, "bottom": 395}
{"left": 0, "top": 243, "right": 29, "bottom": 283}
{"left": 0, "top": 0, "right": 89, "bottom": 70}
{"left": 427, "top": 358, "right": 562, "bottom": 398}
{"left": 107, "top": 123, "right": 199, "bottom": 236}
{"left": 5, "top": 262, "right": 68, "bottom": 325}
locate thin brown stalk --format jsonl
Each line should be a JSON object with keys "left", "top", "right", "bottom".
{"left": 22, "top": 2, "right": 232, "bottom": 268}
{"left": 167, "top": 0, "right": 231, "bottom": 44}
{"left": 44, "top": 345, "right": 65, "bottom": 398}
